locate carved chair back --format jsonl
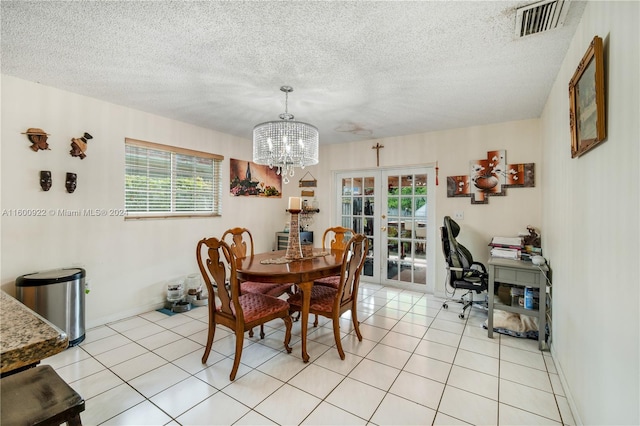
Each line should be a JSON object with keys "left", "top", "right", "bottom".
{"left": 322, "top": 226, "right": 355, "bottom": 252}
{"left": 336, "top": 233, "right": 369, "bottom": 308}
{"left": 221, "top": 227, "right": 254, "bottom": 259}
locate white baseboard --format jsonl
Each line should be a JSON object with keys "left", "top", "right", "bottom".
{"left": 85, "top": 301, "right": 165, "bottom": 329}
{"left": 551, "top": 344, "right": 582, "bottom": 425}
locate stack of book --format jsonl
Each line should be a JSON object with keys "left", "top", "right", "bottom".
{"left": 489, "top": 236, "right": 523, "bottom": 259}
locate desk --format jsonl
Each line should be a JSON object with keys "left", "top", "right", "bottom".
{"left": 487, "top": 257, "right": 549, "bottom": 351}
{"left": 236, "top": 249, "right": 343, "bottom": 362}
{"left": 1, "top": 291, "right": 68, "bottom": 376}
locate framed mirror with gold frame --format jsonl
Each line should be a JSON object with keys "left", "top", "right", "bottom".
{"left": 569, "top": 35, "right": 606, "bottom": 158}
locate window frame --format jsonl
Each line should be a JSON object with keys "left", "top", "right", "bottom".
{"left": 124, "top": 138, "right": 223, "bottom": 220}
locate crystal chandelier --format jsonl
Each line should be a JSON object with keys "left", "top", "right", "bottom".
{"left": 253, "top": 86, "right": 319, "bottom": 184}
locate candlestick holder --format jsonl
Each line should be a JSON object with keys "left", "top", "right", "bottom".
{"left": 285, "top": 209, "right": 303, "bottom": 260}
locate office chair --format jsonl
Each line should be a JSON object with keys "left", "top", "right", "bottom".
{"left": 441, "top": 216, "right": 489, "bottom": 319}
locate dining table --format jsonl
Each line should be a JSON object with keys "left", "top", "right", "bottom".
{"left": 0, "top": 290, "right": 69, "bottom": 376}
{"left": 235, "top": 248, "right": 344, "bottom": 362}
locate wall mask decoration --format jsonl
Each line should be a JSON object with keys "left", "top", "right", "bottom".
{"left": 229, "top": 158, "right": 282, "bottom": 197}
{"left": 70, "top": 132, "right": 93, "bottom": 159}
{"left": 22, "top": 128, "right": 51, "bottom": 152}
{"left": 65, "top": 172, "right": 77, "bottom": 193}
{"left": 447, "top": 149, "right": 534, "bottom": 204}
{"left": 40, "top": 171, "right": 52, "bottom": 191}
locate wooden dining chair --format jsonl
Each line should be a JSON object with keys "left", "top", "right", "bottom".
{"left": 305, "top": 226, "right": 356, "bottom": 326}
{"left": 288, "top": 233, "right": 368, "bottom": 360}
{"left": 222, "top": 227, "right": 294, "bottom": 337}
{"left": 196, "top": 237, "right": 292, "bottom": 381}
{"left": 313, "top": 226, "right": 355, "bottom": 290}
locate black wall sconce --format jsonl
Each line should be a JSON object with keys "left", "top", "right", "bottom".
{"left": 66, "top": 172, "right": 77, "bottom": 193}
{"left": 40, "top": 171, "right": 52, "bottom": 191}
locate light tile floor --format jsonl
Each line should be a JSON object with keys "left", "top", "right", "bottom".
{"left": 42, "top": 282, "right": 575, "bottom": 425}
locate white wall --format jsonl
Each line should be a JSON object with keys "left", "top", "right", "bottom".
{"left": 314, "top": 119, "right": 543, "bottom": 295}
{"left": 0, "top": 75, "right": 287, "bottom": 327}
{"left": 0, "top": 75, "right": 544, "bottom": 322}
{"left": 540, "top": 1, "right": 639, "bottom": 424}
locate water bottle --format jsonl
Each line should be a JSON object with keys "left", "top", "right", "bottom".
{"left": 524, "top": 287, "right": 534, "bottom": 310}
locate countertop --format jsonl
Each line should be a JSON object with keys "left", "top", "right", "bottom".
{"left": 0, "top": 290, "right": 68, "bottom": 374}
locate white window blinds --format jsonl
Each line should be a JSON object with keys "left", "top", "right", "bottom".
{"left": 125, "top": 139, "right": 222, "bottom": 217}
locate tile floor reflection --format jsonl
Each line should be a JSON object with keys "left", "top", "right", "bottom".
{"left": 42, "top": 282, "right": 574, "bottom": 425}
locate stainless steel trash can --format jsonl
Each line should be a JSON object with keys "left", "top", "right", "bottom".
{"left": 16, "top": 268, "right": 86, "bottom": 346}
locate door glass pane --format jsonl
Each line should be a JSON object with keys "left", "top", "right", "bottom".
{"left": 387, "top": 242, "right": 398, "bottom": 279}
{"left": 388, "top": 221, "right": 398, "bottom": 238}
{"left": 388, "top": 239, "right": 399, "bottom": 257}
{"left": 352, "top": 217, "right": 362, "bottom": 233}
{"left": 401, "top": 197, "right": 412, "bottom": 216}
{"left": 387, "top": 195, "right": 397, "bottom": 216}
{"left": 415, "top": 222, "right": 426, "bottom": 243}
{"left": 405, "top": 219, "right": 414, "bottom": 238}
{"left": 364, "top": 217, "right": 374, "bottom": 236}
{"left": 400, "top": 260, "right": 412, "bottom": 283}
{"left": 353, "top": 197, "right": 362, "bottom": 215}
{"left": 364, "top": 197, "right": 374, "bottom": 215}
{"left": 401, "top": 175, "right": 412, "bottom": 190}
{"left": 342, "top": 178, "right": 351, "bottom": 194}
{"left": 342, "top": 197, "right": 351, "bottom": 215}
{"left": 364, "top": 237, "right": 374, "bottom": 277}
{"left": 415, "top": 197, "right": 426, "bottom": 216}
{"left": 364, "top": 177, "right": 375, "bottom": 195}
{"left": 353, "top": 177, "right": 363, "bottom": 195}
{"left": 387, "top": 176, "right": 399, "bottom": 195}
{"left": 413, "top": 264, "right": 427, "bottom": 284}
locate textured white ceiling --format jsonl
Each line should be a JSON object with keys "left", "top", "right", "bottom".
{"left": 1, "top": 1, "right": 586, "bottom": 145}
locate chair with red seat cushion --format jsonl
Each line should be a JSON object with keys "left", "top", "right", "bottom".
{"left": 222, "top": 227, "right": 293, "bottom": 337}
{"left": 309, "top": 226, "right": 355, "bottom": 326}
{"left": 288, "top": 234, "right": 368, "bottom": 360}
{"left": 196, "top": 237, "right": 292, "bottom": 381}
{"left": 313, "top": 226, "right": 355, "bottom": 290}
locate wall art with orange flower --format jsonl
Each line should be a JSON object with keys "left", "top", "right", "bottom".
{"left": 446, "top": 150, "right": 534, "bottom": 204}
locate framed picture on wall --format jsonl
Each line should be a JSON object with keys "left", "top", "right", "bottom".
{"left": 229, "top": 158, "right": 282, "bottom": 197}
{"left": 569, "top": 35, "right": 606, "bottom": 158}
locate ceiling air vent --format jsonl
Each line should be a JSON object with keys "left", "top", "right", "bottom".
{"left": 515, "top": 0, "right": 571, "bottom": 37}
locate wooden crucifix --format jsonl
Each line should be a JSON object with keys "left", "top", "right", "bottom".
{"left": 372, "top": 142, "right": 384, "bottom": 167}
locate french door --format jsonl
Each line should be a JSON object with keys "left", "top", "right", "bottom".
{"left": 335, "top": 166, "right": 436, "bottom": 292}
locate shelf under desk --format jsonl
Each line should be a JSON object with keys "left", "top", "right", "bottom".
{"left": 487, "top": 257, "right": 549, "bottom": 351}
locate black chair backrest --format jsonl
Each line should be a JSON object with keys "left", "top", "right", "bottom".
{"left": 441, "top": 216, "right": 475, "bottom": 281}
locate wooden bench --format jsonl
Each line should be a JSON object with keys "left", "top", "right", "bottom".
{"left": 1, "top": 365, "right": 85, "bottom": 426}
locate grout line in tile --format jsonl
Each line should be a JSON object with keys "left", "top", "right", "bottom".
{"left": 49, "top": 286, "right": 566, "bottom": 425}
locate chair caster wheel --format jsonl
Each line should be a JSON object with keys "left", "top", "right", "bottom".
{"left": 458, "top": 314, "right": 465, "bottom": 319}
{"left": 443, "top": 303, "right": 448, "bottom": 309}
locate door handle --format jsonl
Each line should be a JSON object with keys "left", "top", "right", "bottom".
{"left": 381, "top": 215, "right": 386, "bottom": 219}
{"left": 381, "top": 226, "right": 387, "bottom": 232}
